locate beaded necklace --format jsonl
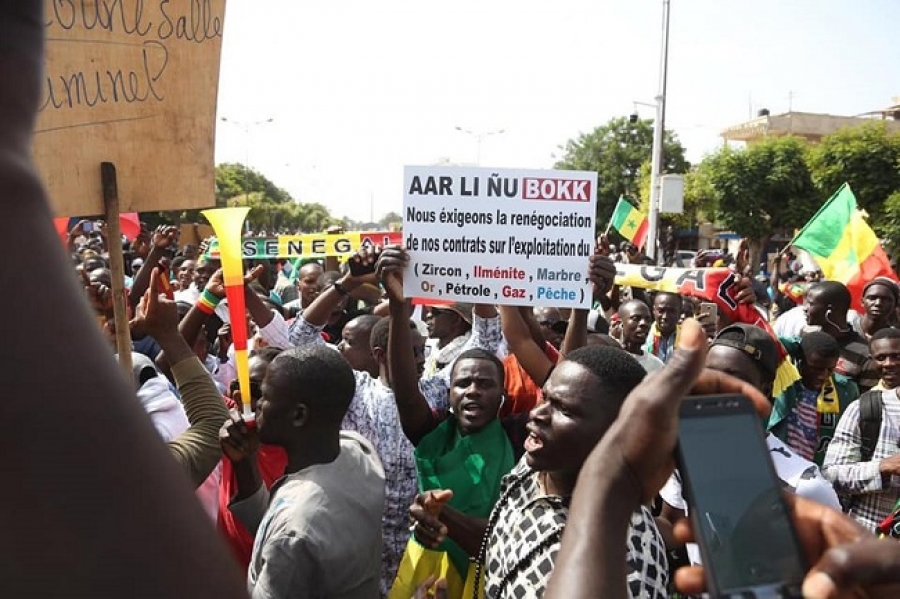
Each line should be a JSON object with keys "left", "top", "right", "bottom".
{"left": 470, "top": 469, "right": 568, "bottom": 599}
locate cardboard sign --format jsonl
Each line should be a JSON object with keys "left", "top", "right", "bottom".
{"left": 205, "top": 231, "right": 403, "bottom": 260}
{"left": 35, "top": 0, "right": 227, "bottom": 216}
{"left": 403, "top": 166, "right": 597, "bottom": 308}
{"left": 179, "top": 223, "right": 216, "bottom": 249}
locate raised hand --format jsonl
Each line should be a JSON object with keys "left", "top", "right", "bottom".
{"left": 376, "top": 245, "right": 408, "bottom": 304}
{"left": 589, "top": 252, "right": 617, "bottom": 297}
{"left": 131, "top": 270, "right": 179, "bottom": 340}
{"left": 735, "top": 239, "right": 751, "bottom": 276}
{"left": 408, "top": 489, "right": 453, "bottom": 549}
{"left": 69, "top": 220, "right": 90, "bottom": 238}
{"left": 152, "top": 225, "right": 179, "bottom": 250}
{"left": 346, "top": 244, "right": 380, "bottom": 286}
{"left": 596, "top": 319, "right": 770, "bottom": 504}
{"left": 205, "top": 268, "right": 227, "bottom": 300}
{"left": 595, "top": 234, "right": 612, "bottom": 257}
{"left": 81, "top": 268, "right": 114, "bottom": 315}
{"left": 219, "top": 408, "right": 260, "bottom": 463}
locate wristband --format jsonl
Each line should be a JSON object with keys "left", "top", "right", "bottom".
{"left": 197, "top": 289, "right": 222, "bottom": 314}
{"left": 332, "top": 281, "right": 350, "bottom": 296}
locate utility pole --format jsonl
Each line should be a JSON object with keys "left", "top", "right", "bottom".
{"left": 646, "top": 0, "right": 671, "bottom": 264}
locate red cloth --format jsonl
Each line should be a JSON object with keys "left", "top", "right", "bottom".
{"left": 501, "top": 342, "right": 559, "bottom": 418}
{"left": 217, "top": 446, "right": 288, "bottom": 571}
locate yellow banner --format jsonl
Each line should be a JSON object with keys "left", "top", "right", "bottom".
{"left": 205, "top": 231, "right": 403, "bottom": 260}
{"left": 207, "top": 233, "right": 362, "bottom": 260}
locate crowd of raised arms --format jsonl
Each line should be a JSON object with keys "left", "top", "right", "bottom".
{"left": 4, "top": 3, "right": 900, "bottom": 598}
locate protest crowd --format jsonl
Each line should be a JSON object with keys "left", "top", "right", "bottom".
{"left": 5, "top": 2, "right": 900, "bottom": 598}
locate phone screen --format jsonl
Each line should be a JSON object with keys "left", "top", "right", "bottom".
{"left": 678, "top": 397, "right": 805, "bottom": 597}
{"left": 699, "top": 302, "right": 718, "bottom": 321}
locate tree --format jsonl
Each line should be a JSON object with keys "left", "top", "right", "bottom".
{"left": 698, "top": 136, "right": 819, "bottom": 267}
{"left": 807, "top": 122, "right": 900, "bottom": 222}
{"left": 554, "top": 116, "right": 690, "bottom": 224}
{"left": 876, "top": 189, "right": 900, "bottom": 253}
{"left": 139, "top": 163, "right": 343, "bottom": 234}
{"left": 378, "top": 211, "right": 402, "bottom": 230}
{"left": 214, "top": 162, "right": 293, "bottom": 206}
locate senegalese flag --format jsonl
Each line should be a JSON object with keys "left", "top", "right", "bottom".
{"left": 791, "top": 183, "right": 897, "bottom": 311}
{"left": 610, "top": 197, "right": 649, "bottom": 248}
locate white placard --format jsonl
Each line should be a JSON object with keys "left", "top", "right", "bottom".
{"left": 403, "top": 166, "right": 598, "bottom": 308}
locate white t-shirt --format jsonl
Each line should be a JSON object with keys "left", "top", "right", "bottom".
{"left": 774, "top": 306, "right": 862, "bottom": 339}
{"left": 773, "top": 306, "right": 806, "bottom": 339}
{"left": 634, "top": 350, "right": 665, "bottom": 374}
{"left": 660, "top": 432, "right": 840, "bottom": 566}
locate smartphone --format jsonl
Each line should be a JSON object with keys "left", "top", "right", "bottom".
{"left": 348, "top": 255, "right": 377, "bottom": 277}
{"left": 699, "top": 301, "right": 718, "bottom": 324}
{"left": 676, "top": 395, "right": 806, "bottom": 599}
{"left": 83, "top": 221, "right": 97, "bottom": 233}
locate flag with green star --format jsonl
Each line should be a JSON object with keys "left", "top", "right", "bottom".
{"left": 609, "top": 197, "right": 648, "bottom": 248}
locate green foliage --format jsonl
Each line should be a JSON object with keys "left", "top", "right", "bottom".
{"left": 378, "top": 211, "right": 403, "bottom": 230}
{"left": 554, "top": 116, "right": 690, "bottom": 224}
{"left": 876, "top": 190, "right": 900, "bottom": 252}
{"left": 807, "top": 122, "right": 900, "bottom": 218}
{"left": 215, "top": 162, "right": 293, "bottom": 206}
{"left": 701, "top": 136, "right": 817, "bottom": 237}
{"left": 697, "top": 136, "right": 818, "bottom": 264}
{"left": 139, "top": 163, "right": 342, "bottom": 234}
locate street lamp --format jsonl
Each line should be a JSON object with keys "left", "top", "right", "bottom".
{"left": 219, "top": 117, "right": 274, "bottom": 206}
{"left": 455, "top": 126, "right": 505, "bottom": 165}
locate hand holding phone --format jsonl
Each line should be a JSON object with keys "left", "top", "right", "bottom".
{"left": 698, "top": 302, "right": 718, "bottom": 322}
{"left": 697, "top": 302, "right": 719, "bottom": 338}
{"left": 676, "top": 395, "right": 806, "bottom": 599}
{"left": 348, "top": 250, "right": 377, "bottom": 277}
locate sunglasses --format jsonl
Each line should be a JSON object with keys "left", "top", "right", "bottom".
{"left": 229, "top": 379, "right": 263, "bottom": 399}
{"left": 540, "top": 320, "right": 569, "bottom": 335}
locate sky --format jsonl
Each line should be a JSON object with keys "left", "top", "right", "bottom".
{"left": 213, "top": 0, "right": 899, "bottom": 224}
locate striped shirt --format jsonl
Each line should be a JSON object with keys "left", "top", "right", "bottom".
{"left": 823, "top": 389, "right": 900, "bottom": 532}
{"left": 786, "top": 387, "right": 820, "bottom": 462}
{"left": 833, "top": 330, "right": 879, "bottom": 391}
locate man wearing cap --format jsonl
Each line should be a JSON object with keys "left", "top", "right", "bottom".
{"left": 659, "top": 324, "right": 840, "bottom": 567}
{"left": 422, "top": 302, "right": 477, "bottom": 378}
{"left": 859, "top": 277, "right": 898, "bottom": 340}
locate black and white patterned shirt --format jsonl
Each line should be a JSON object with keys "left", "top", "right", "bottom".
{"left": 484, "top": 458, "right": 668, "bottom": 599}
